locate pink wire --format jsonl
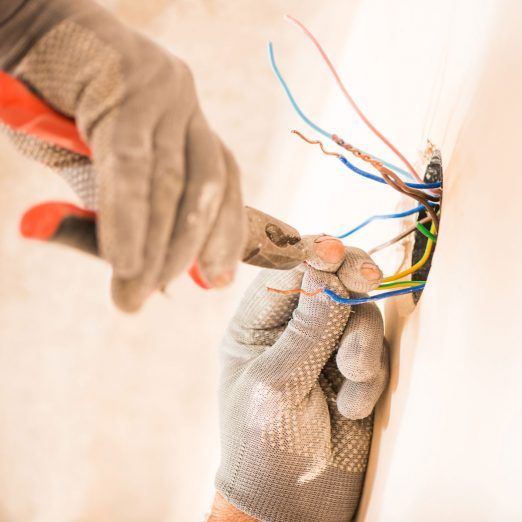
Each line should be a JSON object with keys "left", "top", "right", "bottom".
{"left": 285, "top": 14, "right": 425, "bottom": 184}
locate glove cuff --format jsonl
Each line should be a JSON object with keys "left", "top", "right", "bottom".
{"left": 215, "top": 445, "right": 365, "bottom": 522}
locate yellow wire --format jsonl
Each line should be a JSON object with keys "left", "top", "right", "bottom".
{"left": 382, "top": 222, "right": 436, "bottom": 283}
{"left": 377, "top": 281, "right": 425, "bottom": 289}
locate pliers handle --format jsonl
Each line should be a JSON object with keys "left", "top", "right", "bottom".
{"left": 0, "top": 71, "right": 211, "bottom": 288}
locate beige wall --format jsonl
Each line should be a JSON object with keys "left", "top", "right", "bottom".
{"left": 358, "top": 1, "right": 522, "bottom": 519}
{"left": 1, "top": 0, "right": 520, "bottom": 520}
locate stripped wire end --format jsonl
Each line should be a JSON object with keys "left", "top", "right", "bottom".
{"left": 267, "top": 286, "right": 325, "bottom": 297}
{"left": 332, "top": 134, "right": 383, "bottom": 172}
{"left": 291, "top": 130, "right": 340, "bottom": 157}
{"left": 267, "top": 283, "right": 427, "bottom": 305}
{"left": 284, "top": 13, "right": 422, "bottom": 183}
{"left": 293, "top": 130, "right": 442, "bottom": 193}
{"left": 267, "top": 39, "right": 417, "bottom": 180}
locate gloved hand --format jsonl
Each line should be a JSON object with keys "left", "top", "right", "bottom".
{"left": 0, "top": 0, "right": 245, "bottom": 311}
{"left": 216, "top": 239, "right": 389, "bottom": 522}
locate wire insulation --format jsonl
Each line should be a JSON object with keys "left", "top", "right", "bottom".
{"left": 285, "top": 14, "right": 423, "bottom": 183}
{"left": 268, "top": 41, "right": 415, "bottom": 179}
{"left": 324, "top": 284, "right": 425, "bottom": 304}
{"left": 266, "top": 282, "right": 426, "bottom": 304}
{"left": 417, "top": 222, "right": 437, "bottom": 241}
{"left": 382, "top": 222, "right": 436, "bottom": 282}
{"left": 336, "top": 205, "right": 426, "bottom": 239}
{"left": 268, "top": 42, "right": 330, "bottom": 138}
{"left": 367, "top": 216, "right": 432, "bottom": 255}
{"left": 333, "top": 134, "right": 441, "bottom": 231}
{"left": 378, "top": 280, "right": 426, "bottom": 289}
{"left": 338, "top": 156, "right": 441, "bottom": 189}
{"left": 290, "top": 130, "right": 441, "bottom": 189}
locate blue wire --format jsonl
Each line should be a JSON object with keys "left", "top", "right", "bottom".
{"left": 324, "top": 284, "right": 425, "bottom": 305}
{"left": 267, "top": 41, "right": 415, "bottom": 180}
{"left": 268, "top": 42, "right": 330, "bottom": 139}
{"left": 336, "top": 205, "right": 425, "bottom": 239}
{"left": 338, "top": 156, "right": 441, "bottom": 189}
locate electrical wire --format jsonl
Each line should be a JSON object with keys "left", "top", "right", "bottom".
{"left": 266, "top": 229, "right": 434, "bottom": 301}
{"left": 266, "top": 287, "right": 324, "bottom": 297}
{"left": 267, "top": 41, "right": 414, "bottom": 180}
{"left": 382, "top": 222, "right": 436, "bottom": 283}
{"left": 269, "top": 31, "right": 442, "bottom": 229}
{"left": 324, "top": 284, "right": 425, "bottom": 304}
{"left": 268, "top": 41, "right": 441, "bottom": 230}
{"left": 336, "top": 204, "right": 428, "bottom": 239}
{"left": 378, "top": 280, "right": 426, "bottom": 289}
{"left": 267, "top": 282, "right": 426, "bottom": 305}
{"left": 290, "top": 130, "right": 340, "bottom": 157}
{"left": 291, "top": 130, "right": 441, "bottom": 189}
{"left": 332, "top": 134, "right": 441, "bottom": 204}
{"left": 268, "top": 42, "right": 330, "bottom": 139}
{"left": 367, "top": 216, "right": 431, "bottom": 255}
{"left": 284, "top": 14, "right": 423, "bottom": 184}
{"left": 268, "top": 29, "right": 441, "bottom": 297}
{"left": 417, "top": 222, "right": 437, "bottom": 241}
{"left": 332, "top": 134, "right": 441, "bottom": 231}
{"left": 268, "top": 35, "right": 439, "bottom": 230}
{"left": 338, "top": 156, "right": 441, "bottom": 190}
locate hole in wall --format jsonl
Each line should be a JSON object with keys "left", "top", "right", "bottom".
{"left": 412, "top": 150, "right": 443, "bottom": 304}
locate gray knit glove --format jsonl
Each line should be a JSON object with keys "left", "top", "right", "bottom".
{"left": 0, "top": 0, "right": 244, "bottom": 311}
{"left": 216, "top": 246, "right": 389, "bottom": 522}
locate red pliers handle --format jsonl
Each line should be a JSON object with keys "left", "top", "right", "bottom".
{"left": 0, "top": 71, "right": 209, "bottom": 288}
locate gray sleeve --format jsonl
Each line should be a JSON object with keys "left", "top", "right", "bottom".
{"left": 0, "top": 0, "right": 28, "bottom": 24}
{"left": 0, "top": 0, "right": 73, "bottom": 70}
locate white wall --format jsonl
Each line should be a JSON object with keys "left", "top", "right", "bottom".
{"left": 357, "top": 1, "right": 522, "bottom": 519}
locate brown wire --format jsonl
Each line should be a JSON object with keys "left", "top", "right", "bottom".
{"left": 378, "top": 166, "right": 440, "bottom": 231}
{"left": 331, "top": 134, "right": 439, "bottom": 201}
{"left": 331, "top": 134, "right": 440, "bottom": 231}
{"left": 332, "top": 134, "right": 442, "bottom": 197}
{"left": 368, "top": 216, "right": 432, "bottom": 255}
{"left": 289, "top": 128, "right": 441, "bottom": 232}
{"left": 378, "top": 165, "right": 439, "bottom": 202}
{"left": 382, "top": 176, "right": 439, "bottom": 230}
{"left": 291, "top": 129, "right": 440, "bottom": 203}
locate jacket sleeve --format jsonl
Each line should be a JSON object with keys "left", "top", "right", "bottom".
{"left": 0, "top": 0, "right": 71, "bottom": 70}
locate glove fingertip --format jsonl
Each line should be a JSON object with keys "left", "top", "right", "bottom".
{"left": 198, "top": 261, "right": 237, "bottom": 289}
{"left": 336, "top": 396, "right": 373, "bottom": 421}
{"left": 111, "top": 276, "right": 147, "bottom": 313}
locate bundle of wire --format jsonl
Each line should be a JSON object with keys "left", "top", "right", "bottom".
{"left": 267, "top": 16, "right": 441, "bottom": 305}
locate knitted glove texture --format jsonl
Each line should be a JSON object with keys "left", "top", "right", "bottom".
{"left": 216, "top": 247, "right": 389, "bottom": 522}
{"left": 0, "top": 0, "right": 245, "bottom": 311}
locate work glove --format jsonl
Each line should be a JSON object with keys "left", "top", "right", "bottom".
{"left": 216, "top": 242, "right": 389, "bottom": 522}
{"left": 0, "top": 0, "right": 244, "bottom": 311}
